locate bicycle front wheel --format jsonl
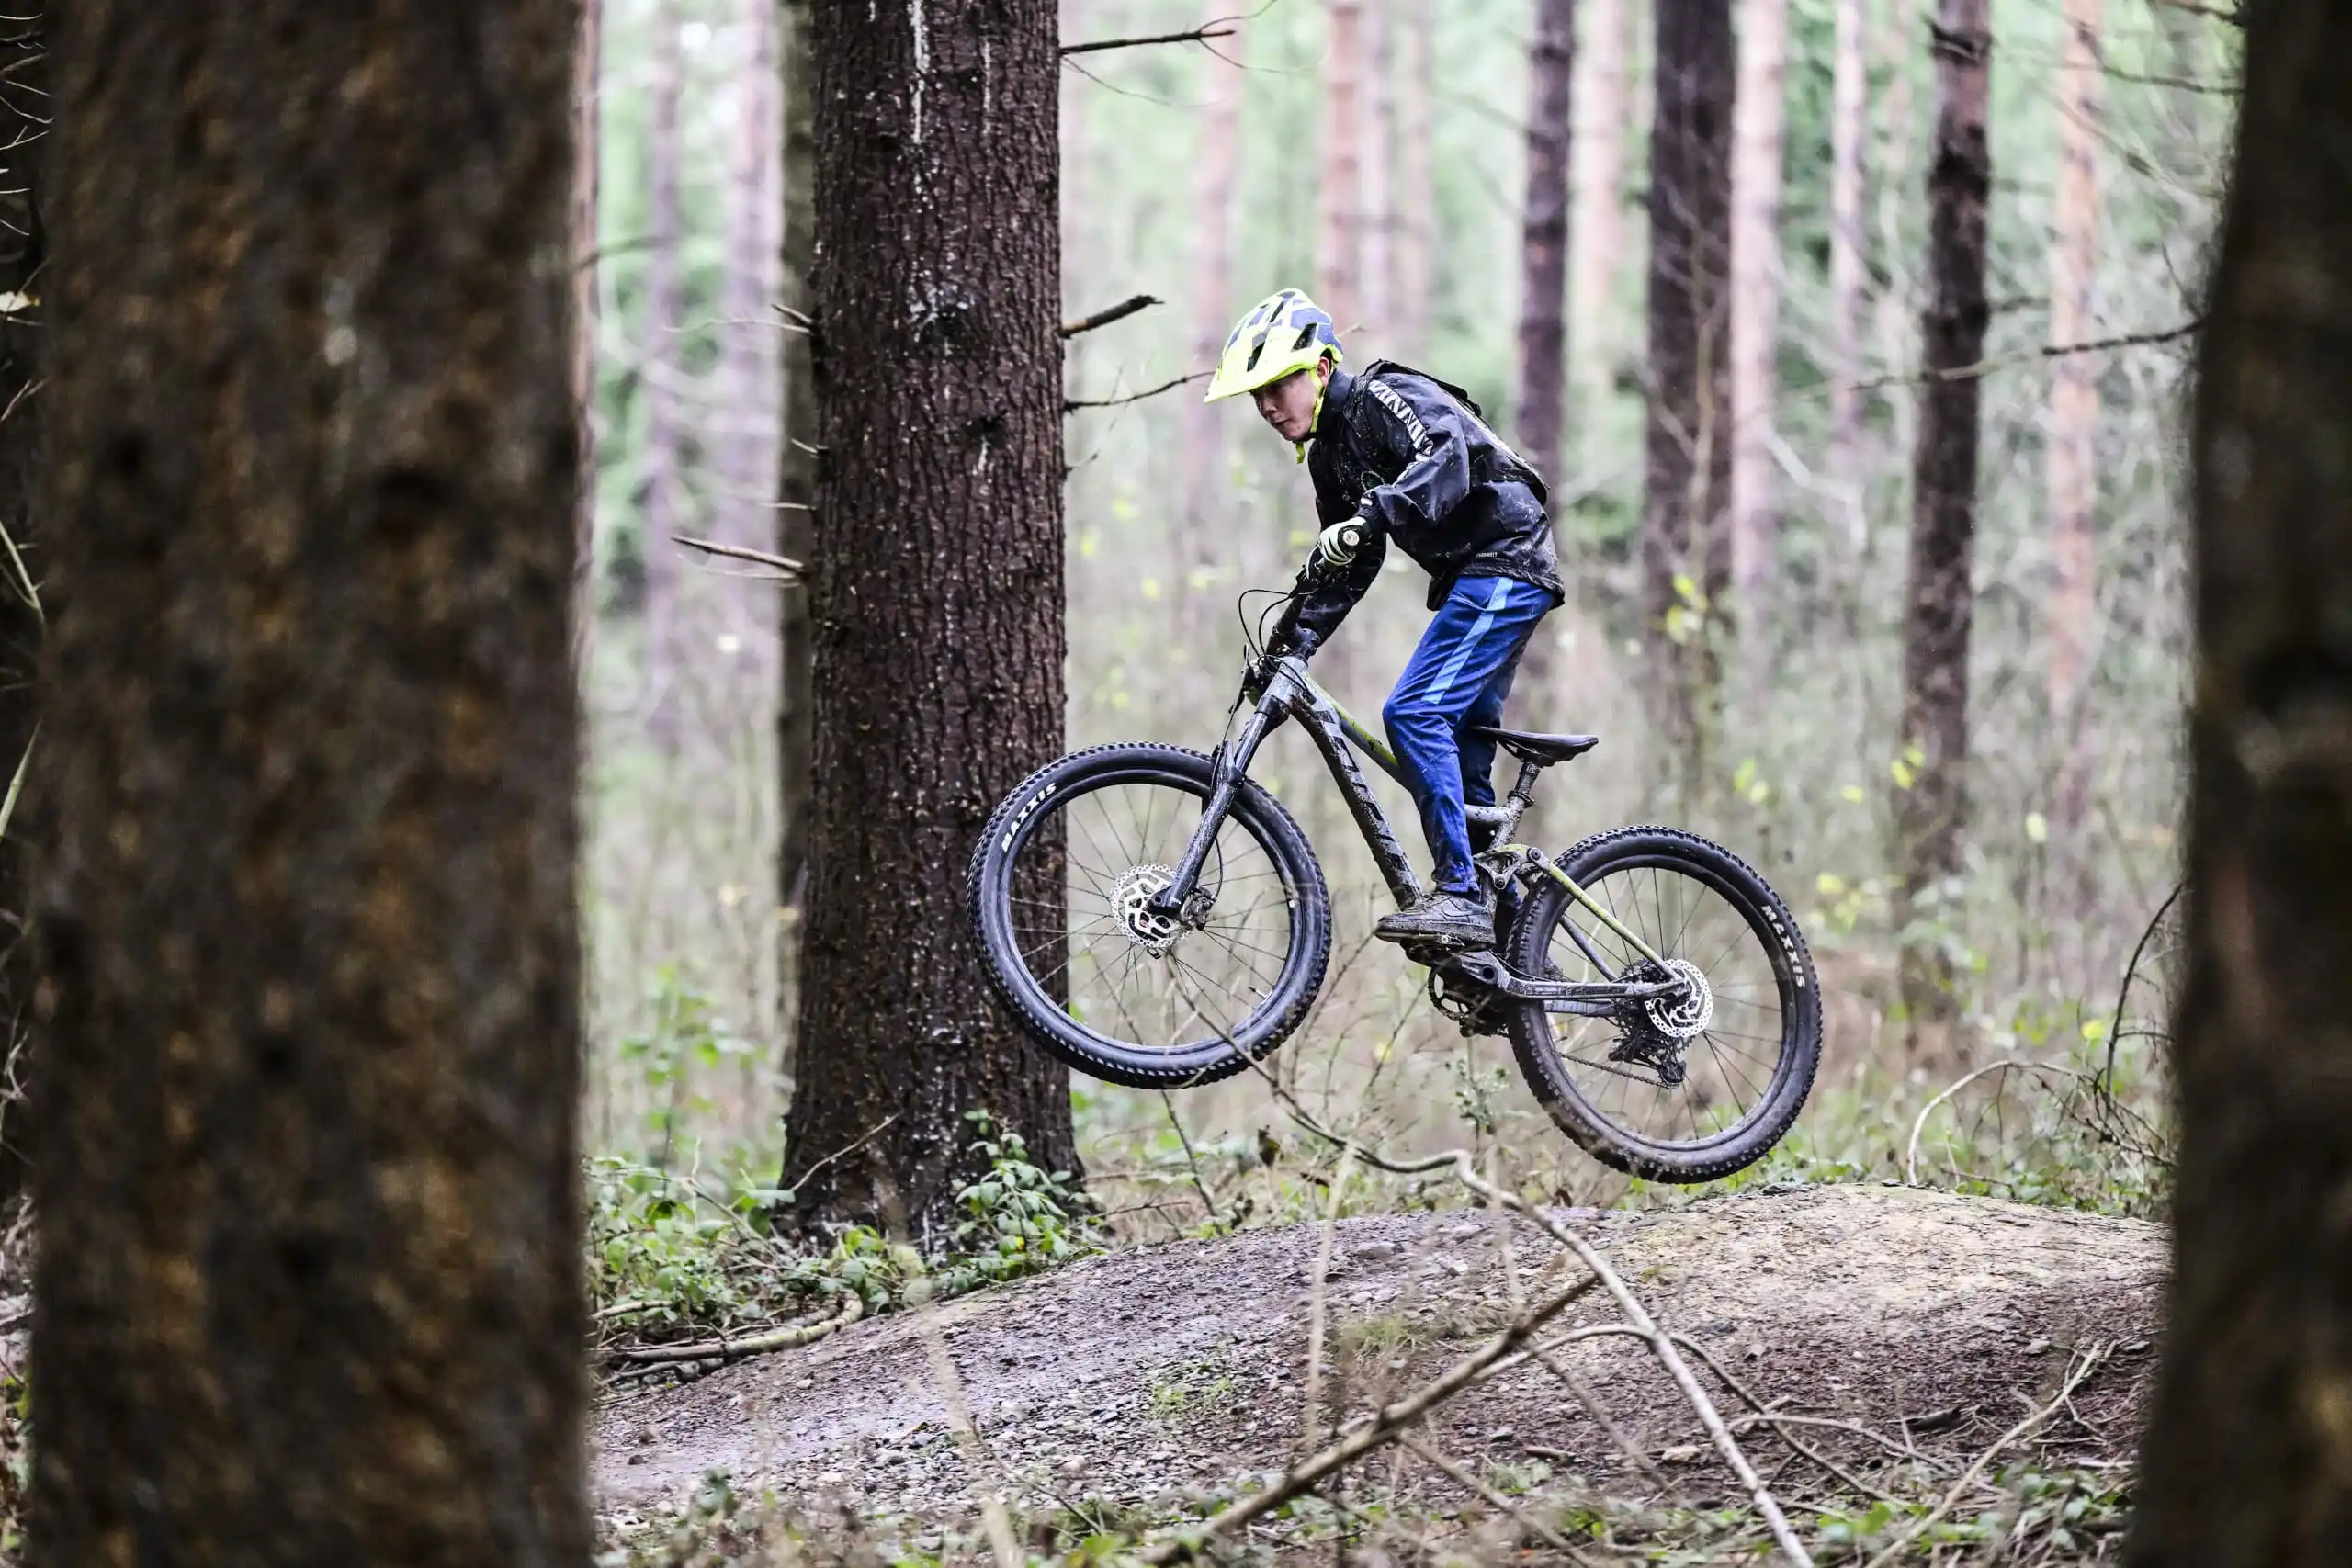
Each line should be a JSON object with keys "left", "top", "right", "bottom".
{"left": 1505, "top": 826, "right": 1821, "bottom": 1182}
{"left": 967, "top": 743, "right": 1331, "bottom": 1088}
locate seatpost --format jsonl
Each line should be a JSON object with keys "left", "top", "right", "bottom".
{"left": 1510, "top": 758, "right": 1544, "bottom": 805}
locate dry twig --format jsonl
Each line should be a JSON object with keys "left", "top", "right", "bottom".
{"left": 672, "top": 533, "right": 805, "bottom": 578}
{"left": 610, "top": 1291, "right": 863, "bottom": 1366}
{"left": 1396, "top": 1431, "right": 1597, "bottom": 1564}
{"left": 1857, "top": 1342, "right": 2113, "bottom": 1568}
{"left": 1059, "top": 293, "right": 1160, "bottom": 337}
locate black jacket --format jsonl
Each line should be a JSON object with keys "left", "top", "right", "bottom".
{"left": 1278, "top": 361, "right": 1561, "bottom": 649}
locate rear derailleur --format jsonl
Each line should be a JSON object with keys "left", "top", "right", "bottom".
{"left": 1607, "top": 958, "right": 1693, "bottom": 1087}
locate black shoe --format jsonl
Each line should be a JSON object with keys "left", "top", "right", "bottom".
{"left": 1374, "top": 893, "right": 1495, "bottom": 948}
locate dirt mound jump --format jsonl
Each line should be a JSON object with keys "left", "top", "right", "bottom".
{"left": 594, "top": 1185, "right": 2165, "bottom": 1524}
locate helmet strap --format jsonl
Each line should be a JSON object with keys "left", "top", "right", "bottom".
{"left": 1296, "top": 355, "right": 1336, "bottom": 463}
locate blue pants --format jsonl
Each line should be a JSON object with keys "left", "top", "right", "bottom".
{"left": 1383, "top": 576, "right": 1555, "bottom": 897}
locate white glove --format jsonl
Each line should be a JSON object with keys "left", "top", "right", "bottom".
{"left": 1316, "top": 518, "right": 1369, "bottom": 568}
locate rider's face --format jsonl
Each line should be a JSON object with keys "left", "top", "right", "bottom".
{"left": 1251, "top": 361, "right": 1329, "bottom": 443}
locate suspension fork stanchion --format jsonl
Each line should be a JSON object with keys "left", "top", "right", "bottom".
{"left": 1148, "top": 676, "right": 1292, "bottom": 918}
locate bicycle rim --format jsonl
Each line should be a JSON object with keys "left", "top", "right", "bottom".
{"left": 1534, "top": 857, "right": 1797, "bottom": 1150}
{"left": 1003, "top": 775, "right": 1303, "bottom": 1056}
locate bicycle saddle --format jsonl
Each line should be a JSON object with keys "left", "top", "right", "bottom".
{"left": 1468, "top": 726, "right": 1600, "bottom": 766}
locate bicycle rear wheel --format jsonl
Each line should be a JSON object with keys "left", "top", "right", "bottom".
{"left": 967, "top": 743, "right": 1331, "bottom": 1088}
{"left": 1505, "top": 826, "right": 1820, "bottom": 1182}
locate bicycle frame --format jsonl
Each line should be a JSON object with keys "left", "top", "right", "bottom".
{"left": 1149, "top": 652, "right": 1673, "bottom": 1010}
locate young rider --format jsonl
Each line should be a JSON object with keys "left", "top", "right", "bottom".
{"left": 1204, "top": 288, "right": 1561, "bottom": 950}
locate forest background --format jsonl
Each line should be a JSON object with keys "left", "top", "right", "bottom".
{"left": 585, "top": 0, "right": 2228, "bottom": 1210}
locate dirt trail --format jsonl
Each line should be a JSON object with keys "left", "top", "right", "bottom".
{"left": 594, "top": 1185, "right": 2165, "bottom": 1529}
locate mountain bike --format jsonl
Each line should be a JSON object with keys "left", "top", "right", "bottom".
{"left": 966, "top": 581, "right": 1822, "bottom": 1183}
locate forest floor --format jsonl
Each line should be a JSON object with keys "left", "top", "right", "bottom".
{"left": 594, "top": 1182, "right": 2164, "bottom": 1559}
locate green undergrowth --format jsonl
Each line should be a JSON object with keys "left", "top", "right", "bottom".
{"left": 592, "top": 1116, "right": 1105, "bottom": 1353}
{"left": 599, "top": 1458, "right": 2132, "bottom": 1566}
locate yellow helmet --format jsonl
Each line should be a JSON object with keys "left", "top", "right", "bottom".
{"left": 1203, "top": 289, "right": 1344, "bottom": 404}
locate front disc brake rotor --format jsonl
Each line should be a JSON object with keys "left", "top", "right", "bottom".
{"left": 1113, "top": 864, "right": 1183, "bottom": 955}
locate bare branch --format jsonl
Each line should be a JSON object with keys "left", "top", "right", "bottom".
{"left": 1065, "top": 369, "right": 1210, "bottom": 412}
{"left": 672, "top": 533, "right": 805, "bottom": 577}
{"left": 1060, "top": 24, "right": 1236, "bottom": 57}
{"left": 1060, "top": 293, "right": 1161, "bottom": 338}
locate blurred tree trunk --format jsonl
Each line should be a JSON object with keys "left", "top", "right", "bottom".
{"left": 1317, "top": 0, "right": 1365, "bottom": 333}
{"left": 1893, "top": 0, "right": 1992, "bottom": 1043}
{"left": 1727, "top": 0, "right": 1789, "bottom": 618}
{"left": 1827, "top": 0, "right": 1868, "bottom": 548}
{"left": 1396, "top": 0, "right": 1434, "bottom": 360}
{"left": 0, "top": 14, "right": 44, "bottom": 1216}
{"left": 775, "top": 0, "right": 816, "bottom": 1066}
{"left": 640, "top": 0, "right": 687, "bottom": 749}
{"left": 1183, "top": 2, "right": 1246, "bottom": 580}
{"left": 1516, "top": 0, "right": 1576, "bottom": 487}
{"left": 1871, "top": 0, "right": 1920, "bottom": 504}
{"left": 30, "top": 4, "right": 588, "bottom": 1561}
{"left": 574, "top": 0, "right": 603, "bottom": 679}
{"left": 2127, "top": 6, "right": 2352, "bottom": 1557}
{"left": 1363, "top": 0, "right": 1396, "bottom": 334}
{"left": 1641, "top": 0, "right": 1735, "bottom": 776}
{"left": 718, "top": 0, "right": 783, "bottom": 566}
{"left": 783, "top": 0, "right": 1077, "bottom": 1242}
{"left": 2045, "top": 0, "right": 2102, "bottom": 839}
{"left": 1569, "top": 0, "right": 1635, "bottom": 446}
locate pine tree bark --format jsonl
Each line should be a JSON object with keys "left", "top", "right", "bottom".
{"left": 1827, "top": 0, "right": 1869, "bottom": 547}
{"left": 1396, "top": 0, "right": 1435, "bottom": 360}
{"left": 1642, "top": 0, "right": 1736, "bottom": 764}
{"left": 775, "top": 0, "right": 817, "bottom": 1066}
{"left": 1516, "top": 0, "right": 1577, "bottom": 486}
{"left": 2045, "top": 0, "right": 2102, "bottom": 836}
{"left": 2127, "top": 6, "right": 2352, "bottom": 1557}
{"left": 1317, "top": 0, "right": 1366, "bottom": 333}
{"left": 1569, "top": 0, "right": 1634, "bottom": 432}
{"left": 0, "top": 13, "right": 45, "bottom": 1213}
{"left": 783, "top": 0, "right": 1077, "bottom": 1242}
{"left": 1728, "top": 0, "right": 1791, "bottom": 612}
{"left": 30, "top": 5, "right": 588, "bottom": 1562}
{"left": 640, "top": 0, "right": 687, "bottom": 748}
{"left": 1893, "top": 0, "right": 1992, "bottom": 1039}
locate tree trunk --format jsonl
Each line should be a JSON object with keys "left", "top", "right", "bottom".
{"left": 783, "top": 0, "right": 1077, "bottom": 1244}
{"left": 30, "top": 5, "right": 588, "bottom": 1562}
{"left": 1641, "top": 0, "right": 1736, "bottom": 770}
{"left": 718, "top": 0, "right": 783, "bottom": 568}
{"left": 1183, "top": 2, "right": 1247, "bottom": 565}
{"left": 640, "top": 0, "right": 687, "bottom": 748}
{"left": 2126, "top": 7, "right": 2352, "bottom": 1558}
{"left": 1727, "top": 0, "right": 1790, "bottom": 614}
{"left": 1516, "top": 0, "right": 1577, "bottom": 486}
{"left": 1317, "top": 0, "right": 1366, "bottom": 333}
{"left": 1363, "top": 0, "right": 1396, "bottom": 335}
{"left": 0, "top": 13, "right": 45, "bottom": 1215}
{"left": 1892, "top": 0, "right": 1992, "bottom": 1041}
{"left": 1396, "top": 0, "right": 1435, "bottom": 360}
{"left": 2045, "top": 0, "right": 2102, "bottom": 837}
{"left": 1569, "top": 0, "right": 1635, "bottom": 438}
{"left": 775, "top": 0, "right": 817, "bottom": 1066}
{"left": 1826, "top": 0, "right": 1868, "bottom": 547}
{"left": 573, "top": 0, "right": 604, "bottom": 680}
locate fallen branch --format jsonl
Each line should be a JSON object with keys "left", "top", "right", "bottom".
{"left": 1059, "top": 294, "right": 1160, "bottom": 338}
{"left": 1065, "top": 369, "right": 1209, "bottom": 412}
{"left": 1135, "top": 1273, "right": 1600, "bottom": 1564}
{"left": 610, "top": 1291, "right": 864, "bottom": 1366}
{"left": 672, "top": 534, "right": 806, "bottom": 578}
{"left": 1059, "top": 25, "right": 1235, "bottom": 57}
{"left": 1396, "top": 1432, "right": 1597, "bottom": 1564}
{"left": 1261, "top": 1088, "right": 1815, "bottom": 1567}
{"left": 1857, "top": 1342, "right": 2112, "bottom": 1568}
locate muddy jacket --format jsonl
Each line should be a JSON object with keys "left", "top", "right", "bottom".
{"left": 1276, "top": 361, "right": 1560, "bottom": 649}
